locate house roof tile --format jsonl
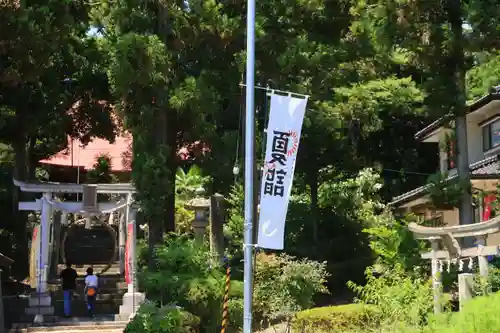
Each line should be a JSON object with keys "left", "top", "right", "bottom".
{"left": 414, "top": 90, "right": 500, "bottom": 140}
{"left": 390, "top": 155, "right": 500, "bottom": 206}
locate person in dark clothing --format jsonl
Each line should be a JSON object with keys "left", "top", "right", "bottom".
{"left": 60, "top": 263, "right": 78, "bottom": 317}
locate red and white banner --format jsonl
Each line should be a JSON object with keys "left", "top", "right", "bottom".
{"left": 125, "top": 222, "right": 134, "bottom": 285}
{"left": 29, "top": 226, "right": 41, "bottom": 289}
{"left": 483, "top": 194, "right": 496, "bottom": 221}
{"left": 257, "top": 92, "right": 309, "bottom": 250}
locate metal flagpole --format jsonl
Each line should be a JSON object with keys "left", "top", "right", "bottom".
{"left": 243, "top": 0, "right": 256, "bottom": 331}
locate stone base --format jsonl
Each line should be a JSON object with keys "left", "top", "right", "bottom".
{"left": 28, "top": 292, "right": 51, "bottom": 307}
{"left": 25, "top": 293, "right": 54, "bottom": 323}
{"left": 119, "top": 291, "right": 145, "bottom": 318}
{"left": 458, "top": 273, "right": 474, "bottom": 310}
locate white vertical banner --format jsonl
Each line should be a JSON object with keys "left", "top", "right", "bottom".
{"left": 257, "top": 92, "right": 309, "bottom": 250}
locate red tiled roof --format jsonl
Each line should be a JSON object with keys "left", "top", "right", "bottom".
{"left": 39, "top": 135, "right": 211, "bottom": 172}
{"left": 39, "top": 101, "right": 210, "bottom": 171}
{"left": 39, "top": 133, "right": 133, "bottom": 172}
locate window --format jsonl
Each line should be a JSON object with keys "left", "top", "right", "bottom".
{"left": 483, "top": 118, "right": 500, "bottom": 151}
{"left": 425, "top": 214, "right": 444, "bottom": 227}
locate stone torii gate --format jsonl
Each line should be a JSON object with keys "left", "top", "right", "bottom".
{"left": 14, "top": 179, "right": 144, "bottom": 323}
{"left": 409, "top": 215, "right": 500, "bottom": 313}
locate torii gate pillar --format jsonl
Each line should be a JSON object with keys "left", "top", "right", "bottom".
{"left": 14, "top": 179, "right": 139, "bottom": 323}
{"left": 28, "top": 192, "right": 54, "bottom": 323}
{"left": 118, "top": 204, "right": 145, "bottom": 320}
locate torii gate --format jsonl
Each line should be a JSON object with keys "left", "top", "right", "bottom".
{"left": 409, "top": 215, "right": 500, "bottom": 313}
{"left": 14, "top": 179, "right": 144, "bottom": 323}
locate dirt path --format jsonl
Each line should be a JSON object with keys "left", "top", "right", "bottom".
{"left": 257, "top": 322, "right": 291, "bottom": 333}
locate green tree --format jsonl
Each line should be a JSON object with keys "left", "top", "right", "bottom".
{"left": 99, "top": 0, "right": 240, "bottom": 269}
{"left": 175, "top": 166, "right": 211, "bottom": 201}
{"left": 351, "top": 0, "right": 500, "bottom": 234}
{"left": 87, "top": 154, "right": 118, "bottom": 184}
{"left": 0, "top": 0, "right": 115, "bottom": 275}
{"left": 466, "top": 52, "right": 500, "bottom": 101}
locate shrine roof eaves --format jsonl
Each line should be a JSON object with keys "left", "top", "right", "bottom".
{"left": 390, "top": 155, "right": 500, "bottom": 206}
{"left": 13, "top": 179, "right": 135, "bottom": 194}
{"left": 414, "top": 91, "right": 500, "bottom": 141}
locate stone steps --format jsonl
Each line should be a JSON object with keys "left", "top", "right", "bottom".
{"left": 40, "top": 263, "right": 128, "bottom": 318}
{"left": 9, "top": 318, "right": 128, "bottom": 333}
{"left": 55, "top": 265, "right": 121, "bottom": 276}
{"left": 50, "top": 291, "right": 126, "bottom": 301}
{"left": 53, "top": 299, "right": 121, "bottom": 315}
{"left": 47, "top": 279, "right": 127, "bottom": 293}
{"left": 13, "top": 327, "right": 125, "bottom": 333}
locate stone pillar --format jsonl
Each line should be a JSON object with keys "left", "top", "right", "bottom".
{"left": 40, "top": 192, "right": 52, "bottom": 294}
{"left": 210, "top": 194, "right": 225, "bottom": 263}
{"left": 476, "top": 235, "right": 489, "bottom": 277}
{"left": 119, "top": 211, "right": 126, "bottom": 275}
{"left": 61, "top": 212, "right": 68, "bottom": 227}
{"left": 50, "top": 211, "right": 62, "bottom": 277}
{"left": 430, "top": 239, "right": 442, "bottom": 314}
{"left": 186, "top": 198, "right": 210, "bottom": 241}
{"left": 128, "top": 208, "right": 137, "bottom": 292}
{"left": 458, "top": 273, "right": 474, "bottom": 310}
{"left": 119, "top": 205, "right": 145, "bottom": 320}
{"left": 28, "top": 192, "right": 54, "bottom": 323}
{"left": 192, "top": 213, "right": 209, "bottom": 241}
{"left": 85, "top": 216, "right": 92, "bottom": 229}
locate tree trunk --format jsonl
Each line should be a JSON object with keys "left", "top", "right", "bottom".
{"left": 165, "top": 110, "right": 177, "bottom": 233}
{"left": 12, "top": 138, "right": 30, "bottom": 278}
{"left": 50, "top": 211, "right": 62, "bottom": 278}
{"left": 309, "top": 168, "right": 319, "bottom": 244}
{"left": 156, "top": 4, "right": 176, "bottom": 234}
{"left": 147, "top": 221, "right": 163, "bottom": 272}
{"left": 448, "top": 0, "right": 474, "bottom": 246}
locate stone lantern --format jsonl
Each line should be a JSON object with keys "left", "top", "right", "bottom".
{"left": 185, "top": 187, "right": 211, "bottom": 240}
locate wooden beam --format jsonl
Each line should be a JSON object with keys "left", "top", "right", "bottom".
{"left": 421, "top": 246, "right": 500, "bottom": 259}
{"left": 18, "top": 201, "right": 125, "bottom": 212}
{"left": 409, "top": 215, "right": 500, "bottom": 239}
{"left": 19, "top": 200, "right": 42, "bottom": 211}
{"left": 13, "top": 179, "right": 135, "bottom": 194}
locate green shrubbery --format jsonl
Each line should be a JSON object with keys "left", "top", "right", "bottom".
{"left": 295, "top": 277, "right": 500, "bottom": 333}
{"left": 348, "top": 265, "right": 433, "bottom": 328}
{"left": 224, "top": 252, "right": 329, "bottom": 330}
{"left": 136, "top": 235, "right": 329, "bottom": 332}
{"left": 125, "top": 301, "right": 200, "bottom": 333}
{"left": 423, "top": 291, "right": 500, "bottom": 333}
{"left": 137, "top": 235, "right": 225, "bottom": 332}
{"left": 292, "top": 304, "right": 375, "bottom": 332}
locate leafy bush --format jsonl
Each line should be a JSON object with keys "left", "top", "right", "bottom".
{"left": 318, "top": 292, "right": 500, "bottom": 333}
{"left": 226, "top": 253, "right": 329, "bottom": 330}
{"left": 348, "top": 265, "right": 433, "bottom": 327}
{"left": 362, "top": 212, "right": 426, "bottom": 273}
{"left": 125, "top": 301, "right": 200, "bottom": 333}
{"left": 223, "top": 183, "right": 244, "bottom": 265}
{"left": 175, "top": 201, "right": 195, "bottom": 234}
{"left": 292, "top": 304, "right": 376, "bottom": 333}
{"left": 473, "top": 265, "right": 500, "bottom": 296}
{"left": 423, "top": 291, "right": 500, "bottom": 333}
{"left": 426, "top": 172, "right": 469, "bottom": 209}
{"left": 139, "top": 235, "right": 225, "bottom": 332}
{"left": 252, "top": 253, "right": 329, "bottom": 326}
{"left": 175, "top": 165, "right": 211, "bottom": 201}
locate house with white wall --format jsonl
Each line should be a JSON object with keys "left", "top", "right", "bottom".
{"left": 391, "top": 87, "right": 500, "bottom": 245}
